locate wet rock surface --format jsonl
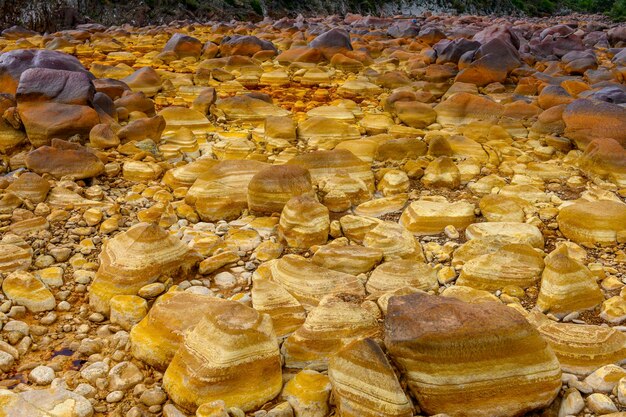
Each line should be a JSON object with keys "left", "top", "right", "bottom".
{"left": 0, "top": 11, "right": 624, "bottom": 417}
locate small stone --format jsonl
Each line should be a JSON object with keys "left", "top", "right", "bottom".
{"left": 586, "top": 393, "right": 618, "bottom": 414}
{"left": 137, "top": 282, "right": 166, "bottom": 298}
{"left": 558, "top": 389, "right": 584, "bottom": 417}
{"left": 444, "top": 225, "right": 459, "bottom": 239}
{"left": 106, "top": 390, "right": 124, "bottom": 403}
{"left": 29, "top": 365, "right": 55, "bottom": 385}
{"left": 213, "top": 271, "right": 237, "bottom": 289}
{"left": 139, "top": 387, "right": 167, "bottom": 406}
{"left": 0, "top": 351, "right": 15, "bottom": 372}
{"left": 196, "top": 400, "right": 229, "bottom": 417}
{"left": 108, "top": 361, "right": 143, "bottom": 391}
{"left": 584, "top": 365, "right": 626, "bottom": 393}
{"left": 163, "top": 403, "right": 188, "bottom": 417}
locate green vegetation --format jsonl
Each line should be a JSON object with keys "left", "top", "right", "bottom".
{"left": 250, "top": 0, "right": 263, "bottom": 14}
{"left": 608, "top": 0, "right": 626, "bottom": 20}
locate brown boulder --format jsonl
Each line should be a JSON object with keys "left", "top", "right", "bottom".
{"left": 163, "top": 33, "right": 203, "bottom": 58}
{"left": 25, "top": 139, "right": 104, "bottom": 179}
{"left": 19, "top": 102, "right": 100, "bottom": 148}
{"left": 563, "top": 99, "right": 626, "bottom": 149}
{"left": 384, "top": 293, "right": 561, "bottom": 417}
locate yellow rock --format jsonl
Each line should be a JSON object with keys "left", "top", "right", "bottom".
{"left": 312, "top": 244, "right": 383, "bottom": 275}
{"left": 278, "top": 193, "right": 330, "bottom": 249}
{"left": 536, "top": 250, "right": 603, "bottom": 317}
{"left": 363, "top": 221, "right": 424, "bottom": 261}
{"left": 253, "top": 241, "right": 283, "bottom": 262}
{"left": 440, "top": 285, "right": 500, "bottom": 303}
{"left": 2, "top": 271, "right": 55, "bottom": 312}
{"left": 282, "top": 370, "right": 331, "bottom": 417}
{"left": 110, "top": 295, "right": 148, "bottom": 331}
{"left": 251, "top": 278, "right": 306, "bottom": 338}
{"left": 247, "top": 165, "right": 313, "bottom": 215}
{"left": 163, "top": 300, "right": 282, "bottom": 412}
{"left": 465, "top": 222, "right": 544, "bottom": 249}
{"left": 329, "top": 338, "right": 413, "bottom": 417}
{"left": 283, "top": 294, "right": 380, "bottom": 370}
{"left": 131, "top": 292, "right": 225, "bottom": 370}
{"left": 557, "top": 200, "right": 626, "bottom": 246}
{"left": 457, "top": 244, "right": 544, "bottom": 291}
{"left": 265, "top": 255, "right": 365, "bottom": 310}
{"left": 198, "top": 251, "right": 240, "bottom": 275}
{"left": 123, "top": 160, "right": 163, "bottom": 182}
{"left": 89, "top": 222, "right": 201, "bottom": 314}
{"left": 600, "top": 296, "right": 626, "bottom": 324}
{"left": 528, "top": 311, "right": 626, "bottom": 376}
{"left": 399, "top": 198, "right": 475, "bottom": 235}
{"left": 367, "top": 260, "right": 437, "bottom": 294}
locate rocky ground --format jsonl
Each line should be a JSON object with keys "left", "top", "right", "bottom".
{"left": 0, "top": 12, "right": 625, "bottom": 417}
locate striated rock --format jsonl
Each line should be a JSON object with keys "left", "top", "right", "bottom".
{"left": 265, "top": 255, "right": 365, "bottom": 309}
{"left": 479, "top": 194, "right": 526, "bottom": 223}
{"left": 163, "top": 300, "right": 282, "bottom": 412}
{"left": 422, "top": 156, "right": 461, "bottom": 189}
{"left": 457, "top": 243, "right": 544, "bottom": 291}
{"left": 384, "top": 293, "right": 562, "bottom": 417}
{"left": 536, "top": 249, "right": 603, "bottom": 317}
{"left": 297, "top": 116, "right": 360, "bottom": 150}
{"left": 528, "top": 311, "right": 626, "bottom": 376}
{"left": 216, "top": 95, "right": 289, "bottom": 122}
{"left": 363, "top": 221, "right": 423, "bottom": 261}
{"left": 6, "top": 172, "right": 49, "bottom": 203}
{"left": 283, "top": 294, "right": 380, "bottom": 370}
{"left": 466, "top": 221, "right": 545, "bottom": 249}
{"left": 278, "top": 193, "right": 330, "bottom": 249}
{"left": 0, "top": 237, "right": 31, "bottom": 273}
{"left": 329, "top": 338, "right": 413, "bottom": 417}
{"left": 399, "top": 199, "right": 476, "bottom": 235}
{"left": 366, "top": 260, "right": 437, "bottom": 294}
{"left": 287, "top": 149, "right": 374, "bottom": 192}
{"left": 557, "top": 200, "right": 626, "bottom": 246}
{"left": 312, "top": 243, "right": 383, "bottom": 275}
{"left": 247, "top": 165, "right": 313, "bottom": 215}
{"left": 130, "top": 291, "right": 224, "bottom": 370}
{"left": 89, "top": 222, "right": 201, "bottom": 314}
{"left": 122, "top": 160, "right": 163, "bottom": 182}
{"left": 186, "top": 160, "right": 268, "bottom": 221}
{"left": 434, "top": 92, "right": 503, "bottom": 127}
{"left": 251, "top": 278, "right": 306, "bottom": 338}
{"left": 162, "top": 158, "right": 218, "bottom": 189}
